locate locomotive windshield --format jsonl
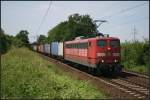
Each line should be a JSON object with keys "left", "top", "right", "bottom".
{"left": 97, "top": 40, "right": 107, "bottom": 47}
{"left": 110, "top": 40, "right": 120, "bottom": 47}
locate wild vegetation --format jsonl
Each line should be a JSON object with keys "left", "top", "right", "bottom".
{"left": 0, "top": 29, "right": 12, "bottom": 54}
{"left": 1, "top": 48, "right": 106, "bottom": 99}
{"left": 0, "top": 28, "right": 30, "bottom": 54}
{"left": 121, "top": 39, "right": 149, "bottom": 74}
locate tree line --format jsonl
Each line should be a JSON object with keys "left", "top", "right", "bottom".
{"left": 36, "top": 13, "right": 99, "bottom": 44}
{"left": 0, "top": 28, "right": 30, "bottom": 54}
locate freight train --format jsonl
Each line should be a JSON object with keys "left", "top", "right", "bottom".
{"left": 32, "top": 36, "right": 123, "bottom": 75}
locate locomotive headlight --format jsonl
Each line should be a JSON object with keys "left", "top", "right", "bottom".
{"left": 107, "top": 47, "right": 111, "bottom": 50}
{"left": 114, "top": 59, "right": 117, "bottom": 62}
{"left": 101, "top": 60, "right": 104, "bottom": 63}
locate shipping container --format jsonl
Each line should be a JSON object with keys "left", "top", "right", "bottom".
{"left": 51, "top": 42, "right": 59, "bottom": 56}
{"left": 39, "top": 44, "right": 44, "bottom": 53}
{"left": 58, "top": 42, "right": 64, "bottom": 57}
{"left": 37, "top": 45, "right": 39, "bottom": 52}
{"left": 51, "top": 42, "right": 64, "bottom": 57}
{"left": 44, "top": 44, "right": 51, "bottom": 54}
{"left": 41, "top": 44, "right": 44, "bottom": 53}
{"left": 33, "top": 45, "right": 37, "bottom": 51}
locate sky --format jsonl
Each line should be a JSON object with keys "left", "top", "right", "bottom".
{"left": 1, "top": 1, "right": 149, "bottom": 43}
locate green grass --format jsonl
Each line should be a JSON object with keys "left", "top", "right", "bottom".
{"left": 123, "top": 62, "right": 149, "bottom": 74}
{"left": 1, "top": 48, "right": 106, "bottom": 99}
{"left": 124, "top": 65, "right": 149, "bottom": 74}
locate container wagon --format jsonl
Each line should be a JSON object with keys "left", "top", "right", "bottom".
{"left": 51, "top": 42, "right": 64, "bottom": 57}
{"left": 44, "top": 44, "right": 51, "bottom": 55}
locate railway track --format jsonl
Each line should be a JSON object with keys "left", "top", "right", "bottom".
{"left": 123, "top": 70, "right": 149, "bottom": 79}
{"left": 38, "top": 53, "right": 149, "bottom": 99}
{"left": 117, "top": 72, "right": 149, "bottom": 88}
{"left": 98, "top": 71, "right": 149, "bottom": 99}
{"left": 104, "top": 77, "right": 149, "bottom": 99}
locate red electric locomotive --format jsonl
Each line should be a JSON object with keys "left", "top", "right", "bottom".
{"left": 64, "top": 36, "right": 122, "bottom": 74}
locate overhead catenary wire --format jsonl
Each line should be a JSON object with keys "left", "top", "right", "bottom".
{"left": 97, "top": 2, "right": 148, "bottom": 30}
{"left": 101, "top": 2, "right": 148, "bottom": 20}
{"left": 96, "top": 2, "right": 148, "bottom": 33}
{"left": 35, "top": 1, "right": 52, "bottom": 40}
{"left": 107, "top": 15, "right": 148, "bottom": 42}
{"left": 104, "top": 16, "right": 148, "bottom": 31}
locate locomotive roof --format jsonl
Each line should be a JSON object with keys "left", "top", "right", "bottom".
{"left": 65, "top": 37, "right": 120, "bottom": 44}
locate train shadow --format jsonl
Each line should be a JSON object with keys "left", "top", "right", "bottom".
{"left": 100, "top": 71, "right": 138, "bottom": 79}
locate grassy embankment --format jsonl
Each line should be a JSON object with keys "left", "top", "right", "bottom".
{"left": 1, "top": 48, "right": 106, "bottom": 99}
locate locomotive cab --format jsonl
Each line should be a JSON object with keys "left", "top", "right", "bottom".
{"left": 96, "top": 37, "right": 122, "bottom": 74}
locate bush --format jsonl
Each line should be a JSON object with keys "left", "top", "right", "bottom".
{"left": 121, "top": 40, "right": 149, "bottom": 74}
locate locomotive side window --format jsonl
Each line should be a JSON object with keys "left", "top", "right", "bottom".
{"left": 97, "top": 40, "right": 107, "bottom": 47}
{"left": 66, "top": 44, "right": 69, "bottom": 48}
{"left": 66, "top": 44, "right": 72, "bottom": 48}
{"left": 66, "top": 42, "right": 88, "bottom": 49}
{"left": 80, "top": 42, "right": 88, "bottom": 49}
{"left": 110, "top": 40, "right": 120, "bottom": 47}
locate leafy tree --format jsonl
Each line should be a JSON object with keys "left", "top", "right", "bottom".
{"left": 0, "top": 29, "right": 31, "bottom": 54}
{"left": 67, "top": 14, "right": 98, "bottom": 38}
{"left": 0, "top": 28, "right": 8, "bottom": 54}
{"left": 141, "top": 39, "right": 149, "bottom": 67}
{"left": 37, "top": 35, "right": 48, "bottom": 44}
{"left": 47, "top": 13, "right": 98, "bottom": 42}
{"left": 0, "top": 28, "right": 13, "bottom": 54}
{"left": 15, "top": 30, "right": 30, "bottom": 47}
